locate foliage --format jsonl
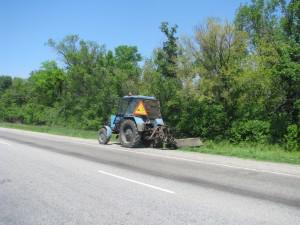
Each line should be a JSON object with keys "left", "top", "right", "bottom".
{"left": 155, "top": 22, "right": 179, "bottom": 78}
{"left": 29, "top": 61, "right": 65, "bottom": 107}
{"left": 0, "top": 76, "right": 12, "bottom": 93}
{"left": 230, "top": 120, "right": 270, "bottom": 143}
{"left": 284, "top": 124, "right": 299, "bottom": 151}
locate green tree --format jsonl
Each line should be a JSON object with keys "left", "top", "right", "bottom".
{"left": 234, "top": 0, "right": 300, "bottom": 142}
{"left": 0, "top": 78, "right": 29, "bottom": 123}
{"left": 192, "top": 18, "right": 248, "bottom": 133}
{"left": 155, "top": 22, "right": 179, "bottom": 78}
{"left": 142, "top": 22, "right": 182, "bottom": 125}
{"left": 282, "top": 0, "right": 300, "bottom": 44}
{"left": 0, "top": 76, "right": 12, "bottom": 94}
{"left": 48, "top": 35, "right": 110, "bottom": 128}
{"left": 29, "top": 61, "right": 65, "bottom": 107}
{"left": 280, "top": 0, "right": 300, "bottom": 125}
{"left": 114, "top": 45, "right": 142, "bottom": 96}
{"left": 235, "top": 0, "right": 284, "bottom": 47}
{"left": 47, "top": 35, "right": 143, "bottom": 129}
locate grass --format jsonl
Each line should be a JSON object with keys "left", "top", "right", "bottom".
{"left": 181, "top": 141, "right": 300, "bottom": 165}
{"left": 1, "top": 122, "right": 300, "bottom": 165}
{"left": 0, "top": 122, "right": 97, "bottom": 139}
{"left": 0, "top": 122, "right": 121, "bottom": 141}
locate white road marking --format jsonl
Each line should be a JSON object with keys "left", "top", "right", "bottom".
{"left": 98, "top": 169, "right": 175, "bottom": 194}
{"left": 0, "top": 140, "right": 11, "bottom": 146}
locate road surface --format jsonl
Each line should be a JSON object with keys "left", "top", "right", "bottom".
{"left": 0, "top": 127, "right": 300, "bottom": 225}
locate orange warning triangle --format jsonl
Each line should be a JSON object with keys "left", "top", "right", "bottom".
{"left": 134, "top": 101, "right": 148, "bottom": 116}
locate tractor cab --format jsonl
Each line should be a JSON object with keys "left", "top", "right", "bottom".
{"left": 117, "top": 96, "right": 162, "bottom": 120}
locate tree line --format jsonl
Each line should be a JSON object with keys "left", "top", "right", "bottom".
{"left": 0, "top": 0, "right": 299, "bottom": 150}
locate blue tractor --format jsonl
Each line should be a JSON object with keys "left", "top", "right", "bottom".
{"left": 98, "top": 95, "right": 176, "bottom": 148}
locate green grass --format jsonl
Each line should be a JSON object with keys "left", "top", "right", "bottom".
{"left": 181, "top": 141, "right": 300, "bottom": 165}
{"left": 1, "top": 122, "right": 300, "bottom": 165}
{"left": 0, "top": 122, "right": 121, "bottom": 141}
{"left": 0, "top": 122, "right": 98, "bottom": 139}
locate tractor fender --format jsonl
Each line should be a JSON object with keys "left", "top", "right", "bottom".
{"left": 154, "top": 118, "right": 164, "bottom": 126}
{"left": 110, "top": 115, "right": 117, "bottom": 129}
{"left": 123, "top": 116, "right": 145, "bottom": 132}
{"left": 103, "top": 125, "right": 112, "bottom": 139}
{"left": 133, "top": 117, "right": 145, "bottom": 131}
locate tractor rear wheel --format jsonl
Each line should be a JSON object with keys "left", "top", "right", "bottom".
{"left": 120, "top": 119, "right": 141, "bottom": 148}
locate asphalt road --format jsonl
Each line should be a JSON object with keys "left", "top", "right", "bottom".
{"left": 1, "top": 128, "right": 300, "bottom": 225}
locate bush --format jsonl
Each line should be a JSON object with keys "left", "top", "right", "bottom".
{"left": 284, "top": 124, "right": 299, "bottom": 151}
{"left": 230, "top": 120, "right": 270, "bottom": 143}
{"left": 166, "top": 96, "right": 227, "bottom": 139}
{"left": 270, "top": 113, "right": 290, "bottom": 143}
{"left": 4, "top": 105, "right": 25, "bottom": 123}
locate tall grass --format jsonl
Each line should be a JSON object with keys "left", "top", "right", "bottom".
{"left": 181, "top": 141, "right": 300, "bottom": 165}
{"left": 0, "top": 122, "right": 97, "bottom": 139}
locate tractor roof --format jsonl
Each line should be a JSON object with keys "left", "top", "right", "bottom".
{"left": 122, "top": 95, "right": 156, "bottom": 100}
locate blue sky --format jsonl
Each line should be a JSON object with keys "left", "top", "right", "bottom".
{"left": 0, "top": 0, "right": 248, "bottom": 77}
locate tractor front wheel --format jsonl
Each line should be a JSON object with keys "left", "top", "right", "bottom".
{"left": 120, "top": 119, "right": 141, "bottom": 148}
{"left": 98, "top": 127, "right": 110, "bottom": 144}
